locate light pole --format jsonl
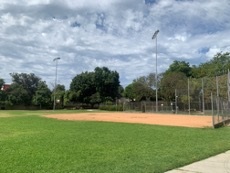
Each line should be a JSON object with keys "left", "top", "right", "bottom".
{"left": 152, "top": 29, "right": 159, "bottom": 112}
{"left": 53, "top": 57, "right": 61, "bottom": 110}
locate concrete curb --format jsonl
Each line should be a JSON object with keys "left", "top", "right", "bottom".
{"left": 165, "top": 151, "right": 230, "bottom": 173}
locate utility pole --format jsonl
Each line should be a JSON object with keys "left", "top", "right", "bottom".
{"left": 53, "top": 57, "right": 61, "bottom": 110}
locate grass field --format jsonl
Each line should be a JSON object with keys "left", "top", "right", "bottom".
{"left": 0, "top": 110, "right": 229, "bottom": 173}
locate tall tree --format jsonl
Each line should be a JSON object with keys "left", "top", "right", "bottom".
{"left": 124, "top": 81, "right": 154, "bottom": 101}
{"left": 70, "top": 71, "right": 96, "bottom": 104}
{"left": 33, "top": 81, "right": 52, "bottom": 109}
{"left": 192, "top": 52, "right": 230, "bottom": 78}
{"left": 0, "top": 78, "right": 7, "bottom": 108}
{"left": 70, "top": 67, "right": 121, "bottom": 106}
{"left": 94, "top": 67, "right": 120, "bottom": 101}
{"left": 7, "top": 83, "right": 30, "bottom": 105}
{"left": 165, "top": 60, "right": 192, "bottom": 77}
{"left": 0, "top": 78, "right": 4, "bottom": 88}
{"left": 10, "top": 73, "right": 41, "bottom": 105}
{"left": 159, "top": 72, "right": 187, "bottom": 101}
{"left": 53, "top": 84, "right": 66, "bottom": 108}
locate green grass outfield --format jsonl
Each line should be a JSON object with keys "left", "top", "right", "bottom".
{"left": 0, "top": 110, "right": 229, "bottom": 173}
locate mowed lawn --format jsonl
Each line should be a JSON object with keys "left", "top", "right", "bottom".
{"left": 0, "top": 111, "right": 229, "bottom": 173}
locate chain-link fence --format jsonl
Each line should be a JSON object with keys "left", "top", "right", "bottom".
{"left": 121, "top": 73, "right": 230, "bottom": 127}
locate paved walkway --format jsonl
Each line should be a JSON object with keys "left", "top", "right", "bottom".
{"left": 165, "top": 150, "right": 230, "bottom": 173}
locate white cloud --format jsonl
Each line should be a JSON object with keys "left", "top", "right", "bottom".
{"left": 0, "top": 0, "right": 230, "bottom": 88}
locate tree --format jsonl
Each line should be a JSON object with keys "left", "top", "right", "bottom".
{"left": 94, "top": 67, "right": 120, "bottom": 101}
{"left": 133, "top": 73, "right": 156, "bottom": 89}
{"left": 165, "top": 60, "right": 192, "bottom": 77}
{"left": 10, "top": 73, "right": 41, "bottom": 105}
{"left": 70, "top": 71, "right": 96, "bottom": 104}
{"left": 0, "top": 78, "right": 4, "bottom": 88}
{"left": 33, "top": 81, "right": 52, "bottom": 109}
{"left": 7, "top": 83, "right": 30, "bottom": 105}
{"left": 0, "top": 78, "right": 7, "bottom": 109}
{"left": 53, "top": 84, "right": 65, "bottom": 108}
{"left": 124, "top": 81, "right": 154, "bottom": 101}
{"left": 70, "top": 67, "right": 121, "bottom": 107}
{"left": 192, "top": 52, "right": 230, "bottom": 78}
{"left": 159, "top": 72, "right": 187, "bottom": 101}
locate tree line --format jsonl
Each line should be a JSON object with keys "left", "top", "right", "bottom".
{"left": 0, "top": 52, "right": 229, "bottom": 110}
{"left": 0, "top": 67, "right": 121, "bottom": 109}
{"left": 124, "top": 52, "right": 230, "bottom": 106}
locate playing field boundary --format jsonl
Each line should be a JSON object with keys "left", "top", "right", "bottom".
{"left": 44, "top": 112, "right": 213, "bottom": 128}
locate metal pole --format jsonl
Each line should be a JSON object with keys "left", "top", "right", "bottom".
{"left": 202, "top": 78, "right": 205, "bottom": 114}
{"left": 211, "top": 92, "right": 214, "bottom": 127}
{"left": 175, "top": 89, "right": 178, "bottom": 114}
{"left": 152, "top": 30, "right": 159, "bottom": 112}
{"left": 216, "top": 76, "right": 219, "bottom": 121}
{"left": 228, "top": 69, "right": 230, "bottom": 102}
{"left": 188, "top": 78, "right": 190, "bottom": 115}
{"left": 53, "top": 57, "right": 60, "bottom": 110}
{"left": 155, "top": 36, "right": 158, "bottom": 112}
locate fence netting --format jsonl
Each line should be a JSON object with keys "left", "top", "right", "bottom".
{"left": 121, "top": 74, "right": 230, "bottom": 127}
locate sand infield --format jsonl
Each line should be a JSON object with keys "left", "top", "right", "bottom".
{"left": 44, "top": 112, "right": 213, "bottom": 128}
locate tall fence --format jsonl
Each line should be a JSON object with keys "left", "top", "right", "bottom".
{"left": 122, "top": 73, "right": 230, "bottom": 127}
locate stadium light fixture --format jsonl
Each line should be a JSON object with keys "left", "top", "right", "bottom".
{"left": 53, "top": 57, "right": 61, "bottom": 110}
{"left": 152, "top": 30, "right": 159, "bottom": 112}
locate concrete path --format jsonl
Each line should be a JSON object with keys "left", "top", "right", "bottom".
{"left": 165, "top": 150, "right": 230, "bottom": 173}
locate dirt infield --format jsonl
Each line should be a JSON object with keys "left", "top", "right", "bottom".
{"left": 44, "top": 112, "right": 213, "bottom": 128}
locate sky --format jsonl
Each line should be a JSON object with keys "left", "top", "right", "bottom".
{"left": 0, "top": 0, "right": 230, "bottom": 89}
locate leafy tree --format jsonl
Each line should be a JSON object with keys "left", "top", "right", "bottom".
{"left": 0, "top": 78, "right": 4, "bottom": 88}
{"left": 70, "top": 67, "right": 121, "bottom": 107}
{"left": 33, "top": 81, "right": 52, "bottom": 109}
{"left": 192, "top": 52, "right": 230, "bottom": 78}
{"left": 124, "top": 81, "right": 154, "bottom": 101}
{"left": 70, "top": 71, "right": 96, "bottom": 104}
{"left": 0, "top": 78, "right": 7, "bottom": 108}
{"left": 133, "top": 73, "right": 156, "bottom": 89}
{"left": 94, "top": 67, "right": 120, "bottom": 101}
{"left": 63, "top": 90, "right": 77, "bottom": 106}
{"left": 165, "top": 60, "right": 192, "bottom": 77}
{"left": 124, "top": 84, "right": 135, "bottom": 101}
{"left": 7, "top": 83, "right": 30, "bottom": 105}
{"left": 53, "top": 84, "right": 65, "bottom": 108}
{"left": 159, "top": 72, "right": 187, "bottom": 101}
{"left": 10, "top": 73, "right": 41, "bottom": 105}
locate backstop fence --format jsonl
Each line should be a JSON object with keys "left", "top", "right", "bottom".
{"left": 121, "top": 73, "right": 230, "bottom": 127}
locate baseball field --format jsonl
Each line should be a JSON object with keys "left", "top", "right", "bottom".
{"left": 0, "top": 110, "right": 229, "bottom": 173}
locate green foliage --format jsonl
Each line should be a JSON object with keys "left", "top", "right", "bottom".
{"left": 70, "top": 71, "right": 96, "bottom": 104}
{"left": 159, "top": 72, "right": 187, "bottom": 101}
{"left": 94, "top": 67, "right": 120, "bottom": 101}
{"left": 9, "top": 73, "right": 42, "bottom": 105}
{"left": 70, "top": 67, "right": 120, "bottom": 107}
{"left": 165, "top": 60, "right": 192, "bottom": 77}
{"left": 124, "top": 75, "right": 155, "bottom": 101}
{"left": 0, "top": 78, "right": 4, "bottom": 88}
{"left": 7, "top": 83, "right": 30, "bottom": 105}
{"left": 53, "top": 84, "right": 66, "bottom": 108}
{"left": 192, "top": 52, "right": 230, "bottom": 78}
{"left": 33, "top": 81, "right": 52, "bottom": 109}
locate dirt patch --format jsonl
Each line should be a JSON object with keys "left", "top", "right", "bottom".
{"left": 43, "top": 112, "right": 213, "bottom": 128}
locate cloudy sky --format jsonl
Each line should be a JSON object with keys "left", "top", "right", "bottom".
{"left": 0, "top": 0, "right": 230, "bottom": 89}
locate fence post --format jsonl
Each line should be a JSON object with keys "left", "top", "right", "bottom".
{"left": 216, "top": 76, "right": 220, "bottom": 122}
{"left": 211, "top": 92, "right": 214, "bottom": 127}
{"left": 175, "top": 89, "right": 178, "bottom": 114}
{"left": 202, "top": 78, "right": 205, "bottom": 114}
{"left": 188, "top": 78, "right": 191, "bottom": 115}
